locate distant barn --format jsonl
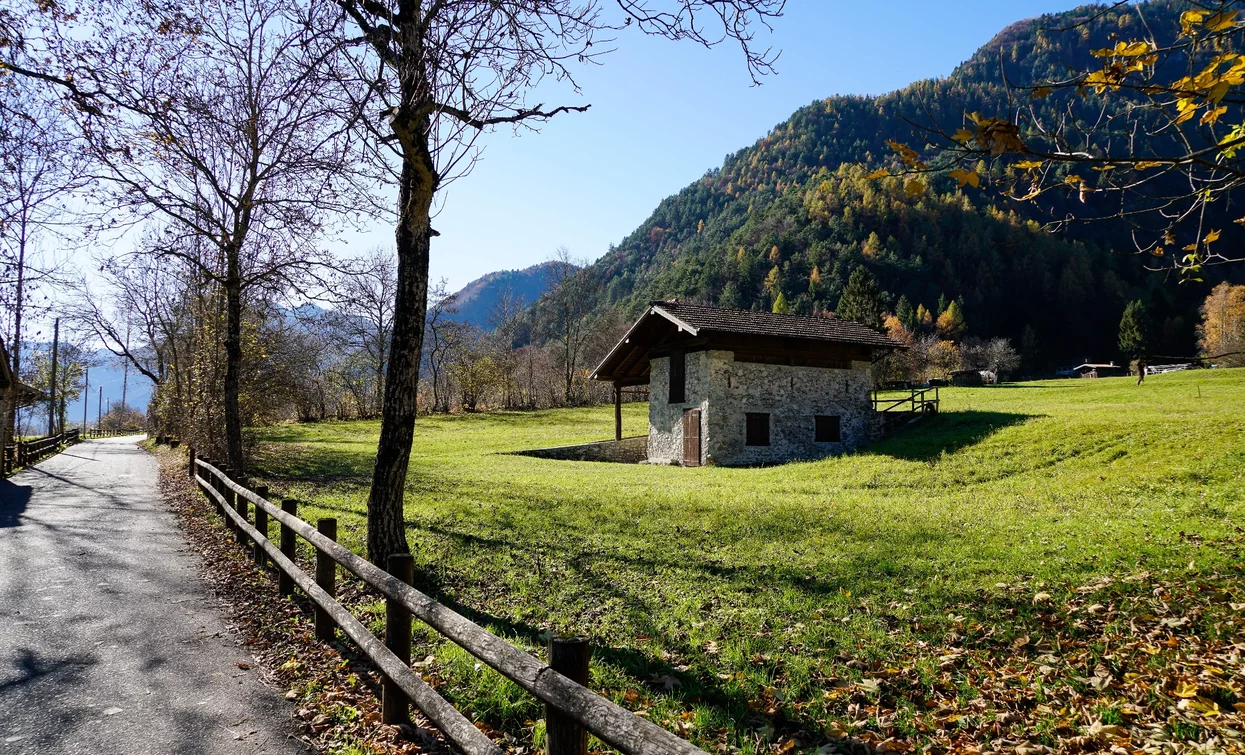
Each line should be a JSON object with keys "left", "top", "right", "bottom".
{"left": 590, "top": 302, "right": 907, "bottom": 466}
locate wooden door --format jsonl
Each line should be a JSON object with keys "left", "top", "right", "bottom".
{"left": 682, "top": 408, "right": 701, "bottom": 467}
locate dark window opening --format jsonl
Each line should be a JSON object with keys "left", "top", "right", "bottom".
{"left": 668, "top": 349, "right": 686, "bottom": 404}
{"left": 815, "top": 415, "right": 841, "bottom": 443}
{"left": 745, "top": 412, "right": 770, "bottom": 446}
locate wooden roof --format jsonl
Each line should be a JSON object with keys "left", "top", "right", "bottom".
{"left": 591, "top": 302, "right": 903, "bottom": 385}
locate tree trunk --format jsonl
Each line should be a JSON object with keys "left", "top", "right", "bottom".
{"left": 223, "top": 250, "right": 245, "bottom": 473}
{"left": 367, "top": 151, "right": 433, "bottom": 565}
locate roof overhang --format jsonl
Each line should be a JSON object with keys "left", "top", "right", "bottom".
{"left": 590, "top": 306, "right": 699, "bottom": 383}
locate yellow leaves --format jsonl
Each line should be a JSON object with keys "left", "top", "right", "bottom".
{"left": 1133, "top": 161, "right": 1163, "bottom": 170}
{"left": 965, "top": 113, "right": 1027, "bottom": 155}
{"left": 1181, "top": 9, "right": 1208, "bottom": 35}
{"left": 949, "top": 169, "right": 980, "bottom": 189}
{"left": 1175, "top": 680, "right": 1200, "bottom": 698}
{"left": 864, "top": 168, "right": 890, "bottom": 180}
{"left": 1204, "top": 229, "right": 1221, "bottom": 245}
{"left": 1175, "top": 97, "right": 1200, "bottom": 124}
{"left": 904, "top": 180, "right": 925, "bottom": 197}
{"left": 1205, "top": 9, "right": 1241, "bottom": 33}
{"left": 1064, "top": 174, "right": 1083, "bottom": 185}
{"left": 1179, "top": 9, "right": 1236, "bottom": 36}
{"left": 886, "top": 140, "right": 926, "bottom": 169}
{"left": 952, "top": 129, "right": 975, "bottom": 145}
{"left": 1030, "top": 86, "right": 1051, "bottom": 99}
{"left": 1015, "top": 160, "right": 1043, "bottom": 170}
{"left": 1092, "top": 40, "right": 1155, "bottom": 59}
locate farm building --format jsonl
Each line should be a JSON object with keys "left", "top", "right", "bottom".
{"left": 590, "top": 302, "right": 908, "bottom": 466}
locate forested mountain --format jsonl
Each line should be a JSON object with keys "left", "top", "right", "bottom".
{"left": 568, "top": 0, "right": 1242, "bottom": 366}
{"left": 449, "top": 261, "right": 573, "bottom": 330}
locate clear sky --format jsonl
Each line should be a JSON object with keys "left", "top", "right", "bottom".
{"left": 341, "top": 0, "right": 1091, "bottom": 292}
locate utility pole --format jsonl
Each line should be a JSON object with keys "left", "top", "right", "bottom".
{"left": 83, "top": 366, "right": 89, "bottom": 431}
{"left": 48, "top": 318, "right": 59, "bottom": 437}
{"left": 97, "top": 385, "right": 102, "bottom": 430}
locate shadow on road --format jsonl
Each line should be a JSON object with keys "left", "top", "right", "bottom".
{"left": 0, "top": 479, "right": 33, "bottom": 528}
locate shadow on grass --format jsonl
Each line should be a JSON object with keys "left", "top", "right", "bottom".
{"left": 869, "top": 410, "right": 1039, "bottom": 462}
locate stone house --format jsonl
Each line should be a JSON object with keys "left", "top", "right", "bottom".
{"left": 590, "top": 302, "right": 905, "bottom": 466}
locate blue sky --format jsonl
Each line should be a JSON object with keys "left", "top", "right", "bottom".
{"left": 341, "top": 0, "right": 1091, "bottom": 292}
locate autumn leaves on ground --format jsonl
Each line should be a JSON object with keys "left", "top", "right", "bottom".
{"left": 216, "top": 369, "right": 1245, "bottom": 755}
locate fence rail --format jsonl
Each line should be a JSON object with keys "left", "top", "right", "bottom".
{"left": 191, "top": 454, "right": 707, "bottom": 755}
{"left": 3, "top": 429, "right": 80, "bottom": 475}
{"left": 872, "top": 386, "right": 940, "bottom": 415}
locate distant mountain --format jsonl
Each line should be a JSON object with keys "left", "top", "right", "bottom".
{"left": 448, "top": 261, "right": 575, "bottom": 330}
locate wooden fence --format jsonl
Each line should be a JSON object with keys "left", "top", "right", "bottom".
{"left": 3, "top": 429, "right": 80, "bottom": 476}
{"left": 86, "top": 428, "right": 137, "bottom": 439}
{"left": 190, "top": 451, "right": 707, "bottom": 755}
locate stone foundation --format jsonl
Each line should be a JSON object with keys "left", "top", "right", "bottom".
{"left": 511, "top": 435, "right": 648, "bottom": 463}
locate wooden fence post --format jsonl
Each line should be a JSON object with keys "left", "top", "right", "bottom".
{"left": 253, "top": 485, "right": 269, "bottom": 567}
{"left": 546, "top": 637, "right": 590, "bottom": 755}
{"left": 279, "top": 499, "right": 297, "bottom": 597}
{"left": 234, "top": 477, "right": 250, "bottom": 548}
{"left": 221, "top": 469, "right": 236, "bottom": 534}
{"left": 314, "top": 518, "right": 337, "bottom": 641}
{"left": 188, "top": 447, "right": 196, "bottom": 479}
{"left": 383, "top": 553, "right": 415, "bottom": 725}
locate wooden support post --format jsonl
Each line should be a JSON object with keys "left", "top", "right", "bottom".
{"left": 613, "top": 383, "right": 622, "bottom": 442}
{"left": 253, "top": 485, "right": 269, "bottom": 567}
{"left": 234, "top": 477, "right": 249, "bottom": 547}
{"left": 546, "top": 637, "right": 590, "bottom": 755}
{"left": 278, "top": 499, "right": 297, "bottom": 597}
{"left": 314, "top": 518, "right": 337, "bottom": 641}
{"left": 383, "top": 553, "right": 414, "bottom": 725}
{"left": 221, "top": 469, "right": 236, "bottom": 534}
{"left": 188, "top": 447, "right": 196, "bottom": 478}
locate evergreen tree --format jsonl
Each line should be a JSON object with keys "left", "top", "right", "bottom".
{"left": 936, "top": 300, "right": 967, "bottom": 340}
{"left": 895, "top": 295, "right": 915, "bottom": 330}
{"left": 719, "top": 281, "right": 742, "bottom": 310}
{"left": 1021, "top": 325, "right": 1041, "bottom": 370}
{"left": 772, "top": 291, "right": 792, "bottom": 314}
{"left": 837, "top": 266, "right": 884, "bottom": 329}
{"left": 1118, "top": 299, "right": 1152, "bottom": 358}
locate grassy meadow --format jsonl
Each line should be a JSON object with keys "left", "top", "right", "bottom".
{"left": 248, "top": 369, "right": 1245, "bottom": 753}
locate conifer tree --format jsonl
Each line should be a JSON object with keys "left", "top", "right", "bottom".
{"left": 1118, "top": 300, "right": 1152, "bottom": 358}
{"left": 936, "top": 300, "right": 967, "bottom": 340}
{"left": 895, "top": 296, "right": 915, "bottom": 330}
{"left": 837, "top": 267, "right": 884, "bottom": 329}
{"left": 772, "top": 291, "right": 791, "bottom": 314}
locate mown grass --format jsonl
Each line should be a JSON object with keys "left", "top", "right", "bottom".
{"left": 248, "top": 368, "right": 1245, "bottom": 753}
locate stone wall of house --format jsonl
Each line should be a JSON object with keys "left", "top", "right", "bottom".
{"left": 513, "top": 435, "right": 648, "bottom": 463}
{"left": 646, "top": 350, "right": 879, "bottom": 465}
{"left": 705, "top": 351, "right": 877, "bottom": 465}
{"left": 646, "top": 352, "right": 710, "bottom": 464}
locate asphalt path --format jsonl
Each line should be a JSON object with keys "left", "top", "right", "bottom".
{"left": 0, "top": 436, "right": 309, "bottom": 755}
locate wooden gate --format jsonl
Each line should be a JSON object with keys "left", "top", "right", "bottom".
{"left": 682, "top": 408, "right": 701, "bottom": 467}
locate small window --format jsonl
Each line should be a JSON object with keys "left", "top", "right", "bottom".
{"left": 815, "top": 415, "right": 841, "bottom": 443}
{"left": 668, "top": 349, "right": 686, "bottom": 404}
{"left": 745, "top": 413, "right": 770, "bottom": 446}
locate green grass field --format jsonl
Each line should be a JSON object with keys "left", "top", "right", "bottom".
{"left": 249, "top": 369, "right": 1245, "bottom": 753}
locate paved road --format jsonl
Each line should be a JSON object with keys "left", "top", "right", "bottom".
{"left": 0, "top": 437, "right": 308, "bottom": 755}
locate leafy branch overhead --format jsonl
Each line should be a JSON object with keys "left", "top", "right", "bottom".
{"left": 871, "top": 0, "right": 1245, "bottom": 279}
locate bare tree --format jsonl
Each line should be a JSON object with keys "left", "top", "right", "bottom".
{"left": 323, "top": 248, "right": 398, "bottom": 417}
{"left": 0, "top": 83, "right": 83, "bottom": 445}
{"left": 323, "top": 0, "right": 784, "bottom": 563}
{"left": 422, "top": 280, "right": 461, "bottom": 415}
{"left": 62, "top": 0, "right": 377, "bottom": 472}
{"left": 544, "top": 247, "right": 598, "bottom": 405}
